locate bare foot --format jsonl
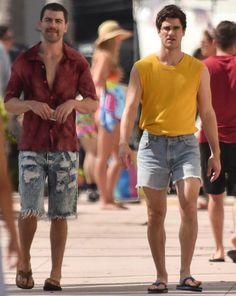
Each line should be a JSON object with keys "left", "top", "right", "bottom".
{"left": 16, "top": 266, "right": 34, "bottom": 289}
{"left": 177, "top": 276, "right": 202, "bottom": 292}
{"left": 210, "top": 248, "right": 224, "bottom": 261}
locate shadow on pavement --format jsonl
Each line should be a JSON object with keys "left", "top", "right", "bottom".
{"left": 6, "top": 281, "right": 236, "bottom": 295}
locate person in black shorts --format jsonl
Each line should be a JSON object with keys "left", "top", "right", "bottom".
{"left": 199, "top": 20, "right": 236, "bottom": 262}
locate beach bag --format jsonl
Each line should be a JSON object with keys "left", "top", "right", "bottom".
{"left": 114, "top": 162, "right": 139, "bottom": 202}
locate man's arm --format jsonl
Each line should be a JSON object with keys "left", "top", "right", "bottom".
{"left": 5, "top": 97, "right": 54, "bottom": 120}
{"left": 5, "top": 96, "right": 98, "bottom": 124}
{"left": 119, "top": 65, "right": 142, "bottom": 168}
{"left": 198, "top": 65, "right": 221, "bottom": 182}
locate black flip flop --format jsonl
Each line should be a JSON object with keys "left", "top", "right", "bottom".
{"left": 148, "top": 281, "right": 168, "bottom": 294}
{"left": 16, "top": 269, "right": 34, "bottom": 289}
{"left": 176, "top": 276, "right": 202, "bottom": 292}
{"left": 209, "top": 257, "right": 225, "bottom": 262}
{"left": 43, "top": 278, "right": 62, "bottom": 291}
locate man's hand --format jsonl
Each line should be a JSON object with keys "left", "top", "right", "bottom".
{"left": 53, "top": 100, "right": 76, "bottom": 124}
{"left": 7, "top": 235, "right": 20, "bottom": 269}
{"left": 27, "top": 101, "right": 54, "bottom": 120}
{"left": 207, "top": 155, "right": 221, "bottom": 182}
{"left": 119, "top": 143, "right": 132, "bottom": 169}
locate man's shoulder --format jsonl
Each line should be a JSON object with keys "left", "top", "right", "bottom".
{"left": 204, "top": 55, "right": 236, "bottom": 64}
{"left": 136, "top": 54, "right": 155, "bottom": 64}
{"left": 13, "top": 43, "right": 38, "bottom": 64}
{"left": 63, "top": 43, "right": 89, "bottom": 66}
{"left": 183, "top": 53, "right": 204, "bottom": 73}
{"left": 135, "top": 54, "right": 156, "bottom": 70}
{"left": 184, "top": 53, "right": 203, "bottom": 65}
{"left": 202, "top": 55, "right": 215, "bottom": 65}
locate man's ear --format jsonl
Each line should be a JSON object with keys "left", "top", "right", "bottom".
{"left": 36, "top": 21, "right": 42, "bottom": 32}
{"left": 64, "top": 22, "right": 69, "bottom": 34}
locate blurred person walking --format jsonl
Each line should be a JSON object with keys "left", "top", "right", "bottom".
{"left": 196, "top": 27, "right": 216, "bottom": 210}
{"left": 119, "top": 4, "right": 220, "bottom": 293}
{"left": 92, "top": 20, "right": 132, "bottom": 209}
{"left": 199, "top": 21, "right": 236, "bottom": 263}
{"left": 76, "top": 111, "right": 99, "bottom": 202}
{"left": 4, "top": 2, "right": 97, "bottom": 291}
{"left": 0, "top": 117, "right": 19, "bottom": 296}
{"left": 0, "top": 25, "right": 22, "bottom": 192}
{"left": 0, "top": 25, "right": 12, "bottom": 98}
{"left": 200, "top": 28, "right": 216, "bottom": 58}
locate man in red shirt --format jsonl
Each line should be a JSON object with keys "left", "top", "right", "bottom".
{"left": 4, "top": 2, "right": 98, "bottom": 291}
{"left": 199, "top": 21, "right": 236, "bottom": 263}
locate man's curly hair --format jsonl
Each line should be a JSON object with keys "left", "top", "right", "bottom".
{"left": 156, "top": 5, "right": 186, "bottom": 32}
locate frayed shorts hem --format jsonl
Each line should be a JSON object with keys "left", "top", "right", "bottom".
{"left": 19, "top": 209, "right": 78, "bottom": 220}
{"left": 173, "top": 175, "right": 202, "bottom": 185}
{"left": 137, "top": 184, "right": 168, "bottom": 191}
{"left": 19, "top": 209, "right": 45, "bottom": 219}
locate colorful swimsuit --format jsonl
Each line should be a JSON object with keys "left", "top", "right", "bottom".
{"left": 76, "top": 112, "right": 97, "bottom": 139}
{"left": 99, "top": 80, "right": 126, "bottom": 132}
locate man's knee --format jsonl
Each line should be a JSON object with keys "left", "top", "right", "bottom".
{"left": 148, "top": 207, "right": 166, "bottom": 224}
{"left": 181, "top": 203, "right": 197, "bottom": 223}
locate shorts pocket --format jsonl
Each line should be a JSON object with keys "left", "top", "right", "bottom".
{"left": 139, "top": 135, "right": 151, "bottom": 150}
{"left": 183, "top": 135, "right": 197, "bottom": 147}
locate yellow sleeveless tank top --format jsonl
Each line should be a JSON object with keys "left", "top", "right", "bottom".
{"left": 135, "top": 53, "right": 204, "bottom": 136}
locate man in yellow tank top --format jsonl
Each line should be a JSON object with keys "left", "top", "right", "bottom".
{"left": 119, "top": 4, "right": 221, "bottom": 294}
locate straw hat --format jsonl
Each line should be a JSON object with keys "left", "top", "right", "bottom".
{"left": 95, "top": 20, "right": 132, "bottom": 45}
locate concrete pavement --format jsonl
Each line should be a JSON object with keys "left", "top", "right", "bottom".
{"left": 1, "top": 193, "right": 236, "bottom": 295}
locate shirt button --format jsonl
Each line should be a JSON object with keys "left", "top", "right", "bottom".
{"left": 44, "top": 80, "right": 47, "bottom": 84}
{"left": 42, "top": 65, "right": 45, "bottom": 69}
{"left": 50, "top": 96, "right": 53, "bottom": 99}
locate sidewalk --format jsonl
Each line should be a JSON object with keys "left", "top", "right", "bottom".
{"left": 1, "top": 194, "right": 236, "bottom": 295}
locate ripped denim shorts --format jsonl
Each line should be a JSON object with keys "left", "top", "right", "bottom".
{"left": 18, "top": 151, "right": 78, "bottom": 219}
{"left": 137, "top": 131, "right": 201, "bottom": 190}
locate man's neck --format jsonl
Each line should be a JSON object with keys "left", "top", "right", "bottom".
{"left": 216, "top": 47, "right": 234, "bottom": 56}
{"left": 157, "top": 48, "right": 184, "bottom": 66}
{"left": 39, "top": 40, "right": 64, "bottom": 57}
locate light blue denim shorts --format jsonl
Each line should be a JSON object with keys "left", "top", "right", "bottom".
{"left": 18, "top": 151, "right": 78, "bottom": 219}
{"left": 137, "top": 131, "right": 201, "bottom": 190}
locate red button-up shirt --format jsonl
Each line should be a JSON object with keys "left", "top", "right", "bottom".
{"left": 5, "top": 42, "right": 97, "bottom": 151}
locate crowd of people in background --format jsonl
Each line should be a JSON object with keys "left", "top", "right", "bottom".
{"left": 0, "top": 1, "right": 235, "bottom": 294}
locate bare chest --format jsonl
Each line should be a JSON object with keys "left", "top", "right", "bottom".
{"left": 43, "top": 55, "right": 62, "bottom": 90}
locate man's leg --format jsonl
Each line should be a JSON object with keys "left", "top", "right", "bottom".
{"left": 230, "top": 198, "right": 236, "bottom": 248}
{"left": 143, "top": 187, "right": 168, "bottom": 288}
{"left": 17, "top": 151, "right": 46, "bottom": 289}
{"left": 208, "top": 193, "right": 224, "bottom": 259}
{"left": 227, "top": 198, "right": 236, "bottom": 262}
{"left": 176, "top": 178, "right": 201, "bottom": 284}
{"left": 46, "top": 151, "right": 78, "bottom": 289}
{"left": 17, "top": 217, "right": 37, "bottom": 288}
{"left": 49, "top": 218, "right": 68, "bottom": 283}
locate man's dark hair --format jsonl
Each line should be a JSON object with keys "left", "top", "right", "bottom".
{"left": 40, "top": 2, "right": 68, "bottom": 23}
{"left": 156, "top": 5, "right": 186, "bottom": 32}
{"left": 0, "top": 25, "right": 9, "bottom": 39}
{"left": 215, "top": 21, "right": 236, "bottom": 50}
